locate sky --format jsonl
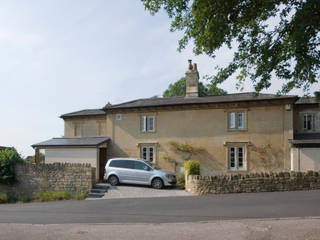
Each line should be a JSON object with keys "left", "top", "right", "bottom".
{"left": 0, "top": 0, "right": 318, "bottom": 157}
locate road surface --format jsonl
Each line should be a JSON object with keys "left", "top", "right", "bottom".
{"left": 1, "top": 190, "right": 320, "bottom": 224}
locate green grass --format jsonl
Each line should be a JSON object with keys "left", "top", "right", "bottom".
{"left": 0, "top": 191, "right": 88, "bottom": 204}
{"left": 35, "top": 190, "right": 88, "bottom": 202}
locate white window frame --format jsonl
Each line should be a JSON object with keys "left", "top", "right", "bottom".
{"left": 303, "top": 113, "right": 315, "bottom": 131}
{"left": 229, "top": 146, "right": 245, "bottom": 170}
{"left": 141, "top": 146, "right": 154, "bottom": 162}
{"left": 141, "top": 115, "right": 155, "bottom": 132}
{"left": 228, "top": 111, "right": 246, "bottom": 130}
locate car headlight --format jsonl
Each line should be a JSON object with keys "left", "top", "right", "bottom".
{"left": 165, "top": 174, "right": 175, "bottom": 179}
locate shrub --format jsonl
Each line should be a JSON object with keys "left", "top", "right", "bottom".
{"left": 184, "top": 160, "right": 200, "bottom": 176}
{"left": 177, "top": 173, "right": 185, "bottom": 189}
{"left": 0, "top": 148, "right": 23, "bottom": 185}
{"left": 0, "top": 193, "right": 8, "bottom": 203}
{"left": 0, "top": 193, "right": 18, "bottom": 203}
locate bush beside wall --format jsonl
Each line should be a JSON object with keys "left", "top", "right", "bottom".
{"left": 186, "top": 171, "right": 320, "bottom": 195}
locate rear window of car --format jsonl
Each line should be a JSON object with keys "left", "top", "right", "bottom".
{"left": 109, "top": 160, "right": 134, "bottom": 169}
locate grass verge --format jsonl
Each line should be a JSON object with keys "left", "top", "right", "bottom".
{"left": 0, "top": 190, "right": 88, "bottom": 204}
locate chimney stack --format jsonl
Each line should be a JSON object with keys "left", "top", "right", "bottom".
{"left": 185, "top": 59, "right": 199, "bottom": 97}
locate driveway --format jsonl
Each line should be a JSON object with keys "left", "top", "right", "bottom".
{"left": 87, "top": 183, "right": 192, "bottom": 200}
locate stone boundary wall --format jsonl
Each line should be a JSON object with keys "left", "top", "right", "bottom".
{"left": 0, "top": 163, "right": 93, "bottom": 197}
{"left": 186, "top": 171, "right": 320, "bottom": 195}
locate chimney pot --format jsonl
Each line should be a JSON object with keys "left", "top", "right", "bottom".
{"left": 193, "top": 63, "right": 197, "bottom": 71}
{"left": 188, "top": 59, "right": 193, "bottom": 70}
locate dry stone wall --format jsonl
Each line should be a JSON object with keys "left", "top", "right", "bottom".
{"left": 186, "top": 171, "right": 320, "bottom": 195}
{"left": 0, "top": 163, "right": 93, "bottom": 197}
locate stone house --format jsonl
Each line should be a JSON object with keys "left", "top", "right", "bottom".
{"left": 32, "top": 61, "right": 320, "bottom": 181}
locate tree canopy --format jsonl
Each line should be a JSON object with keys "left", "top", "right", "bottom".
{"left": 163, "top": 77, "right": 227, "bottom": 97}
{"left": 142, "top": 0, "right": 320, "bottom": 94}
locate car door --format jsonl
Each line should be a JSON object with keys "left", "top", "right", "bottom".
{"left": 109, "top": 160, "right": 132, "bottom": 182}
{"left": 133, "top": 161, "right": 153, "bottom": 184}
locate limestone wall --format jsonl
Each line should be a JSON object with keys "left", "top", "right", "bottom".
{"left": 186, "top": 171, "right": 320, "bottom": 195}
{"left": 0, "top": 163, "right": 93, "bottom": 197}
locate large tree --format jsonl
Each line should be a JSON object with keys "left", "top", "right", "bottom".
{"left": 163, "top": 77, "right": 227, "bottom": 97}
{"left": 142, "top": 0, "right": 320, "bottom": 94}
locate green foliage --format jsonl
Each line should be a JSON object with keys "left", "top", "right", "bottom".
{"left": 0, "top": 193, "right": 8, "bottom": 203}
{"left": 0, "top": 148, "right": 23, "bottom": 185}
{"left": 168, "top": 141, "right": 204, "bottom": 154}
{"left": 142, "top": 0, "right": 320, "bottom": 94}
{"left": 36, "top": 191, "right": 72, "bottom": 202}
{"left": 163, "top": 77, "right": 226, "bottom": 97}
{"left": 177, "top": 173, "right": 185, "bottom": 189}
{"left": 24, "top": 153, "right": 45, "bottom": 163}
{"left": 184, "top": 160, "right": 200, "bottom": 176}
{"left": 35, "top": 190, "right": 88, "bottom": 202}
{"left": 73, "top": 192, "right": 89, "bottom": 200}
{"left": 0, "top": 193, "right": 18, "bottom": 204}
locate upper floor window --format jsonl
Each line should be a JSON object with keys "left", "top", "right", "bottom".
{"left": 303, "top": 113, "right": 315, "bottom": 131}
{"left": 228, "top": 112, "right": 245, "bottom": 130}
{"left": 229, "top": 146, "right": 245, "bottom": 170}
{"left": 141, "top": 116, "right": 155, "bottom": 132}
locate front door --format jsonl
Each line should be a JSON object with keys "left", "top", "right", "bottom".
{"left": 99, "top": 148, "right": 107, "bottom": 180}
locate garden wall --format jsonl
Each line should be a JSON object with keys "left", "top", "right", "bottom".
{"left": 0, "top": 163, "right": 94, "bottom": 197}
{"left": 186, "top": 171, "right": 320, "bottom": 195}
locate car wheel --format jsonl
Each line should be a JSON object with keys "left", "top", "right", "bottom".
{"left": 151, "top": 178, "right": 164, "bottom": 189}
{"left": 108, "top": 175, "right": 119, "bottom": 186}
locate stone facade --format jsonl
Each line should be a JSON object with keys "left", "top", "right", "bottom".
{"left": 186, "top": 171, "right": 320, "bottom": 195}
{"left": 0, "top": 163, "right": 93, "bottom": 197}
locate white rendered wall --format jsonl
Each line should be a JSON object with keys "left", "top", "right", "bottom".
{"left": 45, "top": 148, "right": 97, "bottom": 168}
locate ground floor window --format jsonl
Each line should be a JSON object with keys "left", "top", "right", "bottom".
{"left": 229, "top": 146, "right": 245, "bottom": 170}
{"left": 141, "top": 146, "right": 154, "bottom": 162}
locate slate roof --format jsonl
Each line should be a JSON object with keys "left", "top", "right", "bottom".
{"left": 60, "top": 93, "right": 298, "bottom": 117}
{"left": 60, "top": 109, "right": 106, "bottom": 118}
{"left": 105, "top": 93, "right": 297, "bottom": 110}
{"left": 32, "top": 137, "right": 110, "bottom": 148}
{"left": 295, "top": 97, "right": 319, "bottom": 105}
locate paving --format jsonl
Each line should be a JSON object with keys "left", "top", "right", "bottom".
{"left": 86, "top": 183, "right": 192, "bottom": 200}
{"left": 1, "top": 218, "right": 320, "bottom": 240}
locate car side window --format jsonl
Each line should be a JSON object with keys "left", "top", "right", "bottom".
{"left": 134, "top": 161, "right": 150, "bottom": 171}
{"left": 109, "top": 160, "right": 121, "bottom": 168}
{"left": 122, "top": 160, "right": 134, "bottom": 169}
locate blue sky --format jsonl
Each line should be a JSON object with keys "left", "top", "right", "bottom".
{"left": 0, "top": 0, "right": 318, "bottom": 157}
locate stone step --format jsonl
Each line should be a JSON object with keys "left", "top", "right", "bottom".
{"left": 87, "top": 192, "right": 105, "bottom": 198}
{"left": 91, "top": 188, "right": 107, "bottom": 193}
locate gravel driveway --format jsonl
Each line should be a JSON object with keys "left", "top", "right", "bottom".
{"left": 87, "top": 183, "right": 192, "bottom": 200}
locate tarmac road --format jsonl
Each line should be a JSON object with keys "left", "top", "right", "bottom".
{"left": 0, "top": 190, "right": 320, "bottom": 224}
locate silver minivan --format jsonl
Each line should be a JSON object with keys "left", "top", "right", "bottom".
{"left": 104, "top": 158, "right": 176, "bottom": 189}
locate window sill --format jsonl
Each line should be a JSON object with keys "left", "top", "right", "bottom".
{"left": 227, "top": 128, "right": 248, "bottom": 132}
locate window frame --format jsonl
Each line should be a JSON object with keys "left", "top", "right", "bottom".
{"left": 228, "top": 146, "right": 245, "bottom": 170}
{"left": 141, "top": 115, "right": 156, "bottom": 133}
{"left": 228, "top": 111, "right": 247, "bottom": 130}
{"left": 302, "top": 113, "right": 315, "bottom": 132}
{"left": 140, "top": 146, "right": 155, "bottom": 162}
